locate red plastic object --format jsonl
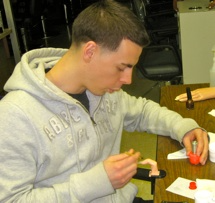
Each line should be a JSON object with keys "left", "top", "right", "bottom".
{"left": 189, "top": 181, "right": 197, "bottom": 190}
{"left": 189, "top": 152, "right": 200, "bottom": 165}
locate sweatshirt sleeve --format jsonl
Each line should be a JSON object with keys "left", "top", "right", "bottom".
{"left": 0, "top": 102, "right": 114, "bottom": 203}
{"left": 120, "top": 90, "right": 200, "bottom": 143}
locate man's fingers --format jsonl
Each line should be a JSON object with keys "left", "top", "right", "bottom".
{"left": 104, "top": 150, "right": 141, "bottom": 189}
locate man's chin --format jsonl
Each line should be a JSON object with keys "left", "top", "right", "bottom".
{"left": 90, "top": 89, "right": 121, "bottom": 96}
{"left": 107, "top": 89, "right": 114, "bottom": 93}
{"left": 107, "top": 88, "right": 121, "bottom": 94}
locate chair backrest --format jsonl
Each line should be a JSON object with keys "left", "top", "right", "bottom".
{"left": 80, "top": 0, "right": 99, "bottom": 9}
{"left": 136, "top": 45, "right": 182, "bottom": 81}
{"left": 115, "top": 0, "right": 134, "bottom": 10}
{"left": 132, "top": 0, "right": 146, "bottom": 22}
{"left": 132, "top": 0, "right": 178, "bottom": 45}
{"left": 144, "top": 0, "right": 174, "bottom": 16}
{"left": 132, "top": 0, "right": 174, "bottom": 21}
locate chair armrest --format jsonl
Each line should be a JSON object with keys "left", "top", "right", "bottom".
{"left": 133, "top": 168, "right": 166, "bottom": 181}
{"left": 133, "top": 168, "right": 166, "bottom": 194}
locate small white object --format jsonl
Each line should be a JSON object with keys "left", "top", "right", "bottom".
{"left": 209, "top": 142, "right": 215, "bottom": 163}
{"left": 208, "top": 132, "right": 215, "bottom": 143}
{"left": 194, "top": 190, "right": 213, "bottom": 203}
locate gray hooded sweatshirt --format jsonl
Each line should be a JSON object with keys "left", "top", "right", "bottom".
{"left": 0, "top": 48, "right": 199, "bottom": 203}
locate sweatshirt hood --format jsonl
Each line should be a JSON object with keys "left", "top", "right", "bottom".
{"left": 4, "top": 48, "right": 73, "bottom": 102}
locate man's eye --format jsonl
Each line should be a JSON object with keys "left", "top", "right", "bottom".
{"left": 117, "top": 67, "right": 125, "bottom": 72}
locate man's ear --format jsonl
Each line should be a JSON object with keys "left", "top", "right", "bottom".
{"left": 83, "top": 41, "right": 97, "bottom": 62}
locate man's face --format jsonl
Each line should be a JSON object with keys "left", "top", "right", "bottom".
{"left": 86, "top": 39, "right": 143, "bottom": 96}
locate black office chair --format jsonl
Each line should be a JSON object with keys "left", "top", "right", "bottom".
{"left": 115, "top": 0, "right": 134, "bottom": 10}
{"left": 132, "top": 0, "right": 178, "bottom": 46}
{"left": 136, "top": 44, "right": 182, "bottom": 96}
{"left": 144, "top": 0, "right": 174, "bottom": 15}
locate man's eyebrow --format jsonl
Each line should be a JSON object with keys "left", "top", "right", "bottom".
{"left": 121, "top": 63, "right": 133, "bottom": 68}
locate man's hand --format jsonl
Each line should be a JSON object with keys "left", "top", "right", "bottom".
{"left": 103, "top": 149, "right": 140, "bottom": 189}
{"left": 182, "top": 128, "right": 209, "bottom": 165}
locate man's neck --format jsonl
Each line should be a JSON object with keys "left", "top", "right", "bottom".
{"left": 45, "top": 50, "right": 86, "bottom": 94}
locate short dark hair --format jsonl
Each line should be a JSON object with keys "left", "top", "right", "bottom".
{"left": 71, "top": 0, "right": 150, "bottom": 50}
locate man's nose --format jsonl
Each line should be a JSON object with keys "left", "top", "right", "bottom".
{"left": 121, "top": 68, "right": 133, "bottom": 84}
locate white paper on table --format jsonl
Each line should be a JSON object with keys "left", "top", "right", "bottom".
{"left": 166, "top": 177, "right": 196, "bottom": 199}
{"left": 167, "top": 148, "right": 188, "bottom": 159}
{"left": 166, "top": 178, "right": 215, "bottom": 199}
{"left": 208, "top": 109, "right": 215, "bottom": 117}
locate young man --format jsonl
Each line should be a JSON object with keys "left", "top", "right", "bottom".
{"left": 0, "top": 0, "right": 209, "bottom": 202}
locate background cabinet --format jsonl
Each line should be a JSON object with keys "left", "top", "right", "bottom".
{"left": 178, "top": 0, "right": 215, "bottom": 84}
